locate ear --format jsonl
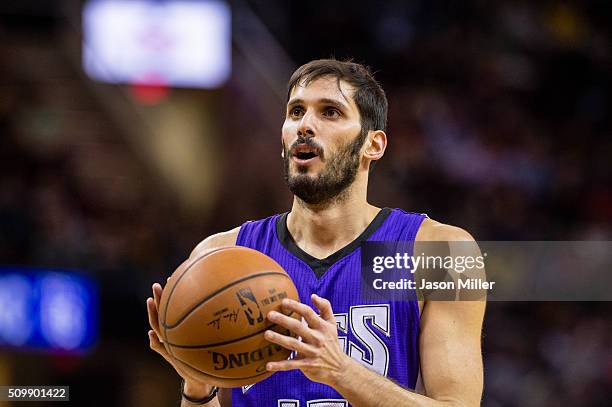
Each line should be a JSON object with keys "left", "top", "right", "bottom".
{"left": 363, "top": 130, "right": 387, "bottom": 163}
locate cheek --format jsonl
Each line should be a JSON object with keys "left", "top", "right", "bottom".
{"left": 281, "top": 121, "right": 293, "bottom": 143}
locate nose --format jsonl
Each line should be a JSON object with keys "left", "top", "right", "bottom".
{"left": 297, "top": 110, "right": 315, "bottom": 139}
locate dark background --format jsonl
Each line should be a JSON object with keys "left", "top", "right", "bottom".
{"left": 0, "top": 1, "right": 611, "bottom": 406}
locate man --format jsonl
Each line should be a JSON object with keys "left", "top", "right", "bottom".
{"left": 146, "top": 59, "right": 485, "bottom": 406}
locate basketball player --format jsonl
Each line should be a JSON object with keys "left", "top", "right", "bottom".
{"left": 147, "top": 59, "right": 485, "bottom": 406}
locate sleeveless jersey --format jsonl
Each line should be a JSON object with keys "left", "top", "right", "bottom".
{"left": 232, "top": 208, "right": 426, "bottom": 407}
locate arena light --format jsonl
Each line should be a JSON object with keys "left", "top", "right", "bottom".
{"left": 82, "top": 0, "right": 231, "bottom": 89}
{"left": 0, "top": 268, "right": 98, "bottom": 353}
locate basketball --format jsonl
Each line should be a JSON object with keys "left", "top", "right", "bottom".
{"left": 158, "top": 246, "right": 300, "bottom": 387}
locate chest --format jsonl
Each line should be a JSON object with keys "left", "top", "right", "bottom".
{"left": 277, "top": 253, "right": 418, "bottom": 377}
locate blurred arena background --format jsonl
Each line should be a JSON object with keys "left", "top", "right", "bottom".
{"left": 1, "top": 0, "right": 611, "bottom": 406}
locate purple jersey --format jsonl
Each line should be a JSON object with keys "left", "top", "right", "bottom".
{"left": 232, "top": 208, "right": 426, "bottom": 406}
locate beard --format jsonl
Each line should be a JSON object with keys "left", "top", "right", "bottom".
{"left": 282, "top": 128, "right": 367, "bottom": 205}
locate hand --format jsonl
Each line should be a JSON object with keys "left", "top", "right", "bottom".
{"left": 264, "top": 294, "right": 351, "bottom": 387}
{"left": 146, "top": 280, "right": 216, "bottom": 398}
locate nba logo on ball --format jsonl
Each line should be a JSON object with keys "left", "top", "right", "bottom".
{"left": 236, "top": 287, "right": 264, "bottom": 326}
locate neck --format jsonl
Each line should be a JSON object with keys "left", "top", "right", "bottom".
{"left": 286, "top": 175, "right": 380, "bottom": 259}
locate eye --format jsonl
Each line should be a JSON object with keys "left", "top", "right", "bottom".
{"left": 322, "top": 107, "right": 341, "bottom": 118}
{"left": 289, "top": 106, "right": 304, "bottom": 118}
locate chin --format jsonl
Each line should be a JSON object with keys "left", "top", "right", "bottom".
{"left": 290, "top": 171, "right": 314, "bottom": 181}
{"left": 291, "top": 164, "right": 317, "bottom": 176}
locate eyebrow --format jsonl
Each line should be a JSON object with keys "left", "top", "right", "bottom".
{"left": 286, "top": 98, "right": 349, "bottom": 111}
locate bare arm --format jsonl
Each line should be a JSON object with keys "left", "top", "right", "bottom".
{"left": 265, "top": 220, "right": 485, "bottom": 406}
{"left": 414, "top": 221, "right": 485, "bottom": 405}
{"left": 146, "top": 227, "right": 240, "bottom": 407}
{"left": 328, "top": 299, "right": 484, "bottom": 407}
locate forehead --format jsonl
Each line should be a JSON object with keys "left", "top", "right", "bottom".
{"left": 288, "top": 76, "right": 358, "bottom": 111}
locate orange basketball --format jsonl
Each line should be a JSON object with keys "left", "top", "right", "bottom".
{"left": 158, "top": 246, "right": 300, "bottom": 387}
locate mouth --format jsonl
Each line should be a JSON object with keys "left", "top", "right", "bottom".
{"left": 291, "top": 145, "right": 321, "bottom": 165}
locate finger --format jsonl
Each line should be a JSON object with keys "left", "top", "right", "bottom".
{"left": 148, "top": 331, "right": 187, "bottom": 376}
{"left": 148, "top": 331, "right": 207, "bottom": 386}
{"left": 264, "top": 330, "right": 317, "bottom": 357}
{"left": 171, "top": 354, "right": 215, "bottom": 385}
{"left": 148, "top": 330, "right": 183, "bottom": 371}
{"left": 152, "top": 283, "right": 163, "bottom": 307}
{"left": 146, "top": 297, "right": 162, "bottom": 339}
{"left": 148, "top": 329, "right": 167, "bottom": 355}
{"left": 267, "top": 311, "right": 316, "bottom": 342}
{"left": 281, "top": 299, "right": 323, "bottom": 329}
{"left": 266, "top": 359, "right": 308, "bottom": 372}
{"left": 311, "top": 294, "right": 335, "bottom": 323}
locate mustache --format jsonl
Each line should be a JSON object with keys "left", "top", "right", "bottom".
{"left": 288, "top": 138, "right": 325, "bottom": 159}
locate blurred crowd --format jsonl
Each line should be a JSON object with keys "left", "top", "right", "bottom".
{"left": 1, "top": 1, "right": 611, "bottom": 406}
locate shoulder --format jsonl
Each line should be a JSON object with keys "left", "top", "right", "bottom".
{"left": 416, "top": 218, "right": 485, "bottom": 303}
{"left": 415, "top": 217, "right": 476, "bottom": 242}
{"left": 189, "top": 226, "right": 241, "bottom": 260}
